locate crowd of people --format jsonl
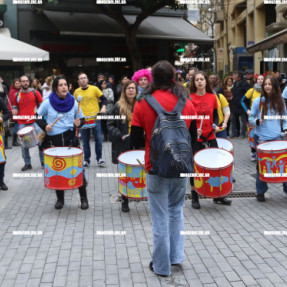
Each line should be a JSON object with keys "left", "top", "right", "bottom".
{"left": 0, "top": 61, "right": 287, "bottom": 277}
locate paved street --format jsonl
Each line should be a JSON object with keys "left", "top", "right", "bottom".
{"left": 0, "top": 136, "right": 287, "bottom": 287}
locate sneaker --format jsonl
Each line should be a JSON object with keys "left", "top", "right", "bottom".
{"left": 251, "top": 153, "right": 256, "bottom": 162}
{"left": 84, "top": 161, "right": 90, "bottom": 168}
{"left": 97, "top": 159, "right": 106, "bottom": 167}
{"left": 21, "top": 164, "right": 32, "bottom": 171}
{"left": 257, "top": 194, "right": 265, "bottom": 202}
{"left": 0, "top": 182, "right": 8, "bottom": 190}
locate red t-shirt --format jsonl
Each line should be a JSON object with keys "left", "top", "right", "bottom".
{"left": 131, "top": 90, "right": 197, "bottom": 171}
{"left": 12, "top": 90, "right": 43, "bottom": 124}
{"left": 190, "top": 92, "right": 218, "bottom": 142}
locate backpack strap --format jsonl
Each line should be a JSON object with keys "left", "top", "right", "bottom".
{"left": 173, "top": 97, "right": 187, "bottom": 114}
{"left": 145, "top": 94, "right": 187, "bottom": 115}
{"left": 145, "top": 95, "right": 166, "bottom": 115}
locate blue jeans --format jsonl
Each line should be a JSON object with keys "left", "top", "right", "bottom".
{"left": 254, "top": 134, "right": 287, "bottom": 195}
{"left": 146, "top": 174, "right": 188, "bottom": 276}
{"left": 216, "top": 128, "right": 227, "bottom": 139}
{"left": 13, "top": 121, "right": 19, "bottom": 134}
{"left": 19, "top": 123, "right": 44, "bottom": 165}
{"left": 81, "top": 121, "right": 102, "bottom": 162}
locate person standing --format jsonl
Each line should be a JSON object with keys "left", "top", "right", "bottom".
{"left": 0, "top": 97, "right": 11, "bottom": 190}
{"left": 241, "top": 75, "right": 264, "bottom": 161}
{"left": 36, "top": 76, "right": 89, "bottom": 210}
{"left": 107, "top": 80, "right": 138, "bottom": 212}
{"left": 131, "top": 60, "right": 198, "bottom": 277}
{"left": 12, "top": 75, "right": 44, "bottom": 171}
{"left": 230, "top": 71, "right": 250, "bottom": 138}
{"left": 249, "top": 76, "right": 287, "bottom": 202}
{"left": 190, "top": 71, "right": 232, "bottom": 209}
{"left": 74, "top": 73, "right": 107, "bottom": 167}
{"left": 8, "top": 79, "right": 21, "bottom": 146}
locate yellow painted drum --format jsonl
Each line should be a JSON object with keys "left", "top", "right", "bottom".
{"left": 118, "top": 150, "right": 147, "bottom": 199}
{"left": 44, "top": 147, "right": 83, "bottom": 190}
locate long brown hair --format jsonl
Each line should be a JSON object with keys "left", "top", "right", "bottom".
{"left": 118, "top": 80, "right": 138, "bottom": 123}
{"left": 224, "top": 76, "right": 233, "bottom": 89}
{"left": 261, "top": 76, "right": 284, "bottom": 117}
{"left": 190, "top": 71, "right": 213, "bottom": 94}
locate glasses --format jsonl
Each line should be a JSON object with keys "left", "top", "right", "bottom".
{"left": 126, "top": 87, "right": 136, "bottom": 90}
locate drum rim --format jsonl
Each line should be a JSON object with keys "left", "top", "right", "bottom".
{"left": 118, "top": 149, "right": 145, "bottom": 166}
{"left": 194, "top": 147, "right": 234, "bottom": 170}
{"left": 257, "top": 140, "right": 287, "bottom": 153}
{"left": 43, "top": 146, "right": 83, "bottom": 157}
{"left": 17, "top": 126, "right": 35, "bottom": 135}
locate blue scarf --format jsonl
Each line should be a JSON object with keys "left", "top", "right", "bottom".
{"left": 49, "top": 91, "right": 75, "bottom": 113}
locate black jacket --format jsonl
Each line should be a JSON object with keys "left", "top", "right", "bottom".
{"left": 107, "top": 104, "right": 131, "bottom": 164}
{"left": 231, "top": 79, "right": 250, "bottom": 114}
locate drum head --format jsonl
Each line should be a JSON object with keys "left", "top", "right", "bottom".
{"left": 18, "top": 126, "right": 34, "bottom": 135}
{"left": 194, "top": 148, "right": 233, "bottom": 169}
{"left": 44, "top": 147, "right": 83, "bottom": 156}
{"left": 118, "top": 150, "right": 145, "bottom": 166}
{"left": 257, "top": 140, "right": 287, "bottom": 151}
{"left": 216, "top": 138, "right": 233, "bottom": 152}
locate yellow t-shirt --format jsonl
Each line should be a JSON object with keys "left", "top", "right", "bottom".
{"left": 216, "top": 93, "right": 229, "bottom": 129}
{"left": 245, "top": 88, "right": 260, "bottom": 109}
{"left": 74, "top": 85, "right": 103, "bottom": 116}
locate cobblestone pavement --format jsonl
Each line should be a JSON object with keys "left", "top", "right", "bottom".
{"left": 0, "top": 136, "right": 287, "bottom": 287}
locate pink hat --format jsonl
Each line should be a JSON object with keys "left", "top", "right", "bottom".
{"left": 132, "top": 69, "right": 152, "bottom": 84}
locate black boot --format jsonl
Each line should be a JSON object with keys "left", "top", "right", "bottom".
{"left": 191, "top": 190, "right": 201, "bottom": 209}
{"left": 121, "top": 196, "right": 129, "bottom": 212}
{"left": 213, "top": 197, "right": 232, "bottom": 205}
{"left": 79, "top": 186, "right": 89, "bottom": 210}
{"left": 12, "top": 134, "right": 20, "bottom": 146}
{"left": 55, "top": 190, "right": 64, "bottom": 209}
{"left": 4, "top": 134, "right": 11, "bottom": 149}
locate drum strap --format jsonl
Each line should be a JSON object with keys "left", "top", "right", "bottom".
{"left": 199, "top": 130, "right": 214, "bottom": 148}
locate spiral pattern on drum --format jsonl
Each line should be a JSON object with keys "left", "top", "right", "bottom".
{"left": 52, "top": 158, "right": 66, "bottom": 171}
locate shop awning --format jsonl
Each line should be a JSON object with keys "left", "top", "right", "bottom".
{"left": 0, "top": 29, "right": 50, "bottom": 61}
{"left": 43, "top": 11, "right": 213, "bottom": 45}
{"left": 247, "top": 28, "right": 287, "bottom": 54}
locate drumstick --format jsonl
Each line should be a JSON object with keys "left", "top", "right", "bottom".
{"left": 37, "top": 114, "right": 63, "bottom": 143}
{"left": 197, "top": 116, "right": 204, "bottom": 139}
{"left": 136, "top": 158, "right": 148, "bottom": 174}
{"left": 76, "top": 96, "right": 82, "bottom": 138}
{"left": 259, "top": 97, "right": 265, "bottom": 120}
{"left": 77, "top": 95, "right": 82, "bottom": 115}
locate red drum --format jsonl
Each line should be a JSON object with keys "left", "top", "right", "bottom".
{"left": 257, "top": 140, "right": 287, "bottom": 183}
{"left": 194, "top": 148, "right": 234, "bottom": 198}
{"left": 216, "top": 138, "right": 234, "bottom": 155}
{"left": 247, "top": 124, "right": 255, "bottom": 148}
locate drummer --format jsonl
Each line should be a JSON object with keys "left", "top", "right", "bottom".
{"left": 249, "top": 75, "right": 287, "bottom": 202}
{"left": 107, "top": 80, "right": 140, "bottom": 212}
{"left": 35, "top": 76, "right": 89, "bottom": 210}
{"left": 190, "top": 71, "right": 232, "bottom": 209}
{"left": 0, "top": 97, "right": 11, "bottom": 190}
{"left": 241, "top": 75, "right": 264, "bottom": 161}
{"left": 74, "top": 73, "right": 107, "bottom": 168}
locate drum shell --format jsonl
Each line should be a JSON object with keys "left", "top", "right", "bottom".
{"left": 81, "top": 116, "right": 97, "bottom": 129}
{"left": 0, "top": 133, "right": 6, "bottom": 164}
{"left": 194, "top": 148, "right": 233, "bottom": 198}
{"left": 216, "top": 138, "right": 234, "bottom": 156}
{"left": 257, "top": 140, "right": 287, "bottom": 183}
{"left": 118, "top": 150, "right": 147, "bottom": 200}
{"left": 247, "top": 124, "right": 255, "bottom": 148}
{"left": 17, "top": 126, "right": 39, "bottom": 148}
{"left": 43, "top": 147, "right": 83, "bottom": 190}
